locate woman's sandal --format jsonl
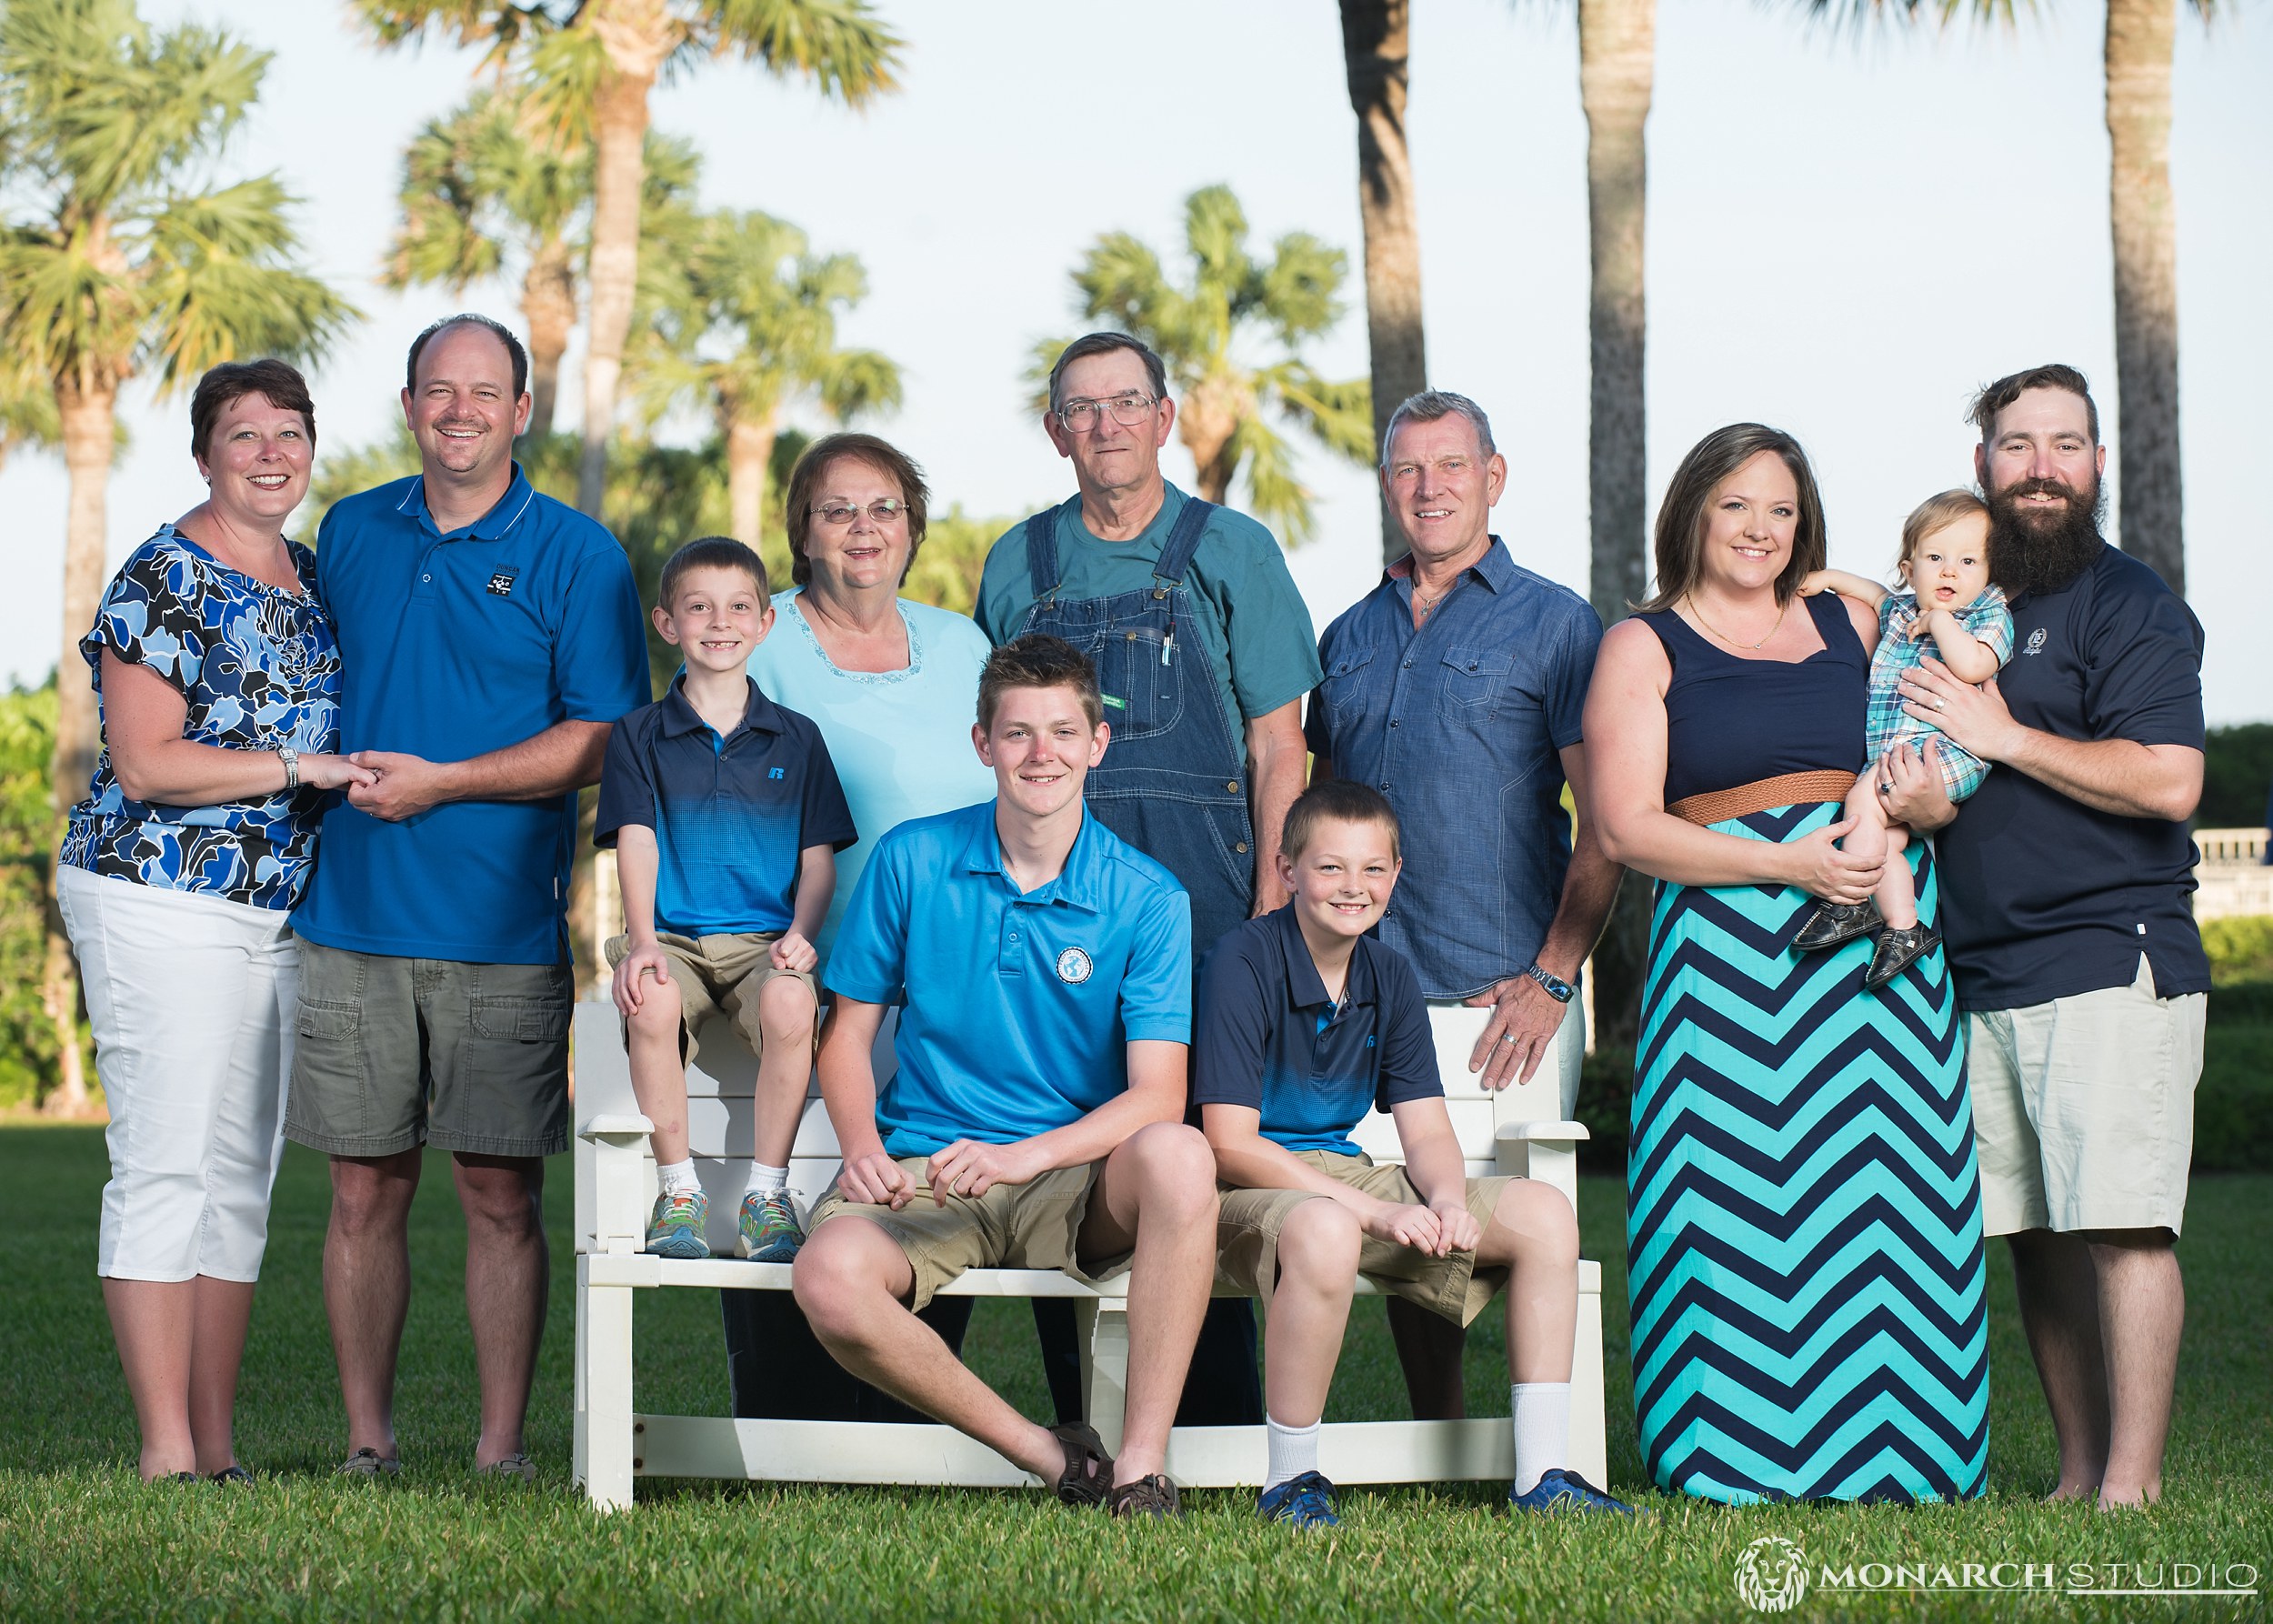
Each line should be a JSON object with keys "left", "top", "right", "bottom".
{"left": 1049, "top": 1422, "right": 1114, "bottom": 1509}
{"left": 208, "top": 1465, "right": 255, "bottom": 1487}
{"left": 1864, "top": 923, "right": 1942, "bottom": 992}
{"left": 1795, "top": 897, "right": 1884, "bottom": 952}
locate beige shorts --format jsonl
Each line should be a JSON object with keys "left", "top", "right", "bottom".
{"left": 1968, "top": 956, "right": 2205, "bottom": 1238}
{"left": 806, "top": 1158, "right": 1130, "bottom": 1313}
{"left": 604, "top": 931, "right": 817, "bottom": 1068}
{"left": 1216, "top": 1150, "right": 1515, "bottom": 1328}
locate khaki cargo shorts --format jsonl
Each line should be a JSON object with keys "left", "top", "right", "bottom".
{"left": 287, "top": 939, "right": 572, "bottom": 1158}
{"left": 604, "top": 931, "right": 818, "bottom": 1068}
{"left": 1217, "top": 1150, "right": 1515, "bottom": 1328}
{"left": 806, "top": 1158, "right": 1128, "bottom": 1313}
{"left": 1968, "top": 956, "right": 2206, "bottom": 1238}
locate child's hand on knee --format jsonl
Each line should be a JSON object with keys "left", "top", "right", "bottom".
{"left": 1366, "top": 1200, "right": 1445, "bottom": 1256}
{"left": 612, "top": 943, "right": 671, "bottom": 1018}
{"left": 770, "top": 931, "right": 817, "bottom": 974}
{"left": 1430, "top": 1200, "right": 1481, "bottom": 1255}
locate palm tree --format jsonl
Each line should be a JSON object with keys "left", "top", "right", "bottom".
{"left": 1807, "top": 0, "right": 2209, "bottom": 596}
{"left": 1338, "top": 0, "right": 1426, "bottom": 562}
{"left": 355, "top": 1, "right": 904, "bottom": 520}
{"left": 1048, "top": 185, "right": 1374, "bottom": 546}
{"left": 634, "top": 208, "right": 901, "bottom": 547}
{"left": 0, "top": 0, "right": 355, "bottom": 1109}
{"left": 383, "top": 90, "right": 586, "bottom": 437}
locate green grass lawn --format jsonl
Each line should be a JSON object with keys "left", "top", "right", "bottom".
{"left": 1, "top": 1128, "right": 2267, "bottom": 1622}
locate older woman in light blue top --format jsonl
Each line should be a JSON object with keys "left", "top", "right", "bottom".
{"left": 746, "top": 433, "right": 994, "bottom": 961}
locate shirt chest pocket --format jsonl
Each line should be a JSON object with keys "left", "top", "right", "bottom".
{"left": 1440, "top": 646, "right": 1514, "bottom": 710}
{"left": 1319, "top": 645, "right": 1381, "bottom": 737}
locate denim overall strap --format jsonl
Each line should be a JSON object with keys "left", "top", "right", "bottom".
{"left": 1014, "top": 493, "right": 1256, "bottom": 957}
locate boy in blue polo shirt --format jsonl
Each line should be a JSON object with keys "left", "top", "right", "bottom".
{"left": 1197, "top": 780, "right": 1635, "bottom": 1527}
{"left": 596, "top": 537, "right": 856, "bottom": 1261}
{"left": 791, "top": 635, "right": 1217, "bottom": 1519}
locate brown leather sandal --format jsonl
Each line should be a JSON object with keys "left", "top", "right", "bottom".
{"left": 1106, "top": 1472, "right": 1181, "bottom": 1519}
{"left": 1049, "top": 1422, "right": 1113, "bottom": 1508}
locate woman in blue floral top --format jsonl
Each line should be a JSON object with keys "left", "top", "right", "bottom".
{"left": 56, "top": 359, "right": 374, "bottom": 1486}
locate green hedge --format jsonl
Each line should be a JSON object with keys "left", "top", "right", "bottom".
{"left": 2202, "top": 722, "right": 2273, "bottom": 828}
{"left": 0, "top": 683, "right": 65, "bottom": 1110}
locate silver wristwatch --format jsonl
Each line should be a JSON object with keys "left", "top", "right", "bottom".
{"left": 277, "top": 746, "right": 300, "bottom": 790}
{"left": 1524, "top": 963, "right": 1575, "bottom": 1003}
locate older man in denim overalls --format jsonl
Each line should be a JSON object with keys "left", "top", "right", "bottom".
{"left": 976, "top": 333, "right": 1321, "bottom": 1426}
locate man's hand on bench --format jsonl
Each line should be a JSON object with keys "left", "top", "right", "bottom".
{"left": 926, "top": 1138, "right": 1045, "bottom": 1205}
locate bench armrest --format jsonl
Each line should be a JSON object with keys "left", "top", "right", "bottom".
{"left": 1493, "top": 1120, "right": 1587, "bottom": 1210}
{"left": 585, "top": 1114, "right": 655, "bottom": 1255}
{"left": 1494, "top": 1120, "right": 1590, "bottom": 1145}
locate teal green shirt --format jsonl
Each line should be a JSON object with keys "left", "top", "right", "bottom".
{"left": 976, "top": 483, "right": 1322, "bottom": 753}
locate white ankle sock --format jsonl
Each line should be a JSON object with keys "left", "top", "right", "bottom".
{"left": 1510, "top": 1381, "right": 1571, "bottom": 1496}
{"left": 1264, "top": 1415, "right": 1321, "bottom": 1492}
{"left": 656, "top": 1158, "right": 698, "bottom": 1196}
{"left": 746, "top": 1162, "right": 788, "bottom": 1199}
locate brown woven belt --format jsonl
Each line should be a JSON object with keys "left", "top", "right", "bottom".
{"left": 1667, "top": 769, "right": 1859, "bottom": 827}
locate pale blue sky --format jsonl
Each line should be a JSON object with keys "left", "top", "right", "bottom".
{"left": 5, "top": 0, "right": 2267, "bottom": 719}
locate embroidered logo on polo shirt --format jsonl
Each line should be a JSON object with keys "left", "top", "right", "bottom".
{"left": 486, "top": 570, "right": 518, "bottom": 596}
{"left": 769, "top": 767, "right": 785, "bottom": 779}
{"left": 2024, "top": 628, "right": 2048, "bottom": 657}
{"left": 1055, "top": 947, "right": 1093, "bottom": 984}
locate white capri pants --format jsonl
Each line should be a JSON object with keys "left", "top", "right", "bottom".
{"left": 58, "top": 866, "right": 296, "bottom": 1282}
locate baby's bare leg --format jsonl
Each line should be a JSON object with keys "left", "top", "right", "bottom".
{"left": 1841, "top": 768, "right": 1889, "bottom": 866}
{"left": 1873, "top": 822, "right": 1918, "bottom": 930}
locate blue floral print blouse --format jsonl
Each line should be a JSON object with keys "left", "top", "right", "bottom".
{"left": 61, "top": 526, "right": 343, "bottom": 909}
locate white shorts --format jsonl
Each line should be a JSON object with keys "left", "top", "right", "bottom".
{"left": 1968, "top": 956, "right": 2205, "bottom": 1238}
{"left": 1426, "top": 992, "right": 1585, "bottom": 1121}
{"left": 59, "top": 866, "right": 297, "bottom": 1282}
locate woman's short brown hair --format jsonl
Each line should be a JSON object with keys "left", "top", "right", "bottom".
{"left": 1638, "top": 423, "right": 1826, "bottom": 613}
{"left": 188, "top": 358, "right": 315, "bottom": 461}
{"left": 782, "top": 432, "right": 930, "bottom": 588}
{"left": 1897, "top": 489, "right": 1991, "bottom": 571}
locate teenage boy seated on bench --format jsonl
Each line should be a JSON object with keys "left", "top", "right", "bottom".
{"left": 792, "top": 634, "right": 1217, "bottom": 1519}
{"left": 1197, "top": 780, "right": 1637, "bottom": 1528}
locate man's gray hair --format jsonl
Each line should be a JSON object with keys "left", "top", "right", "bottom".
{"left": 1379, "top": 389, "right": 1496, "bottom": 467}
{"left": 1046, "top": 332, "right": 1169, "bottom": 414}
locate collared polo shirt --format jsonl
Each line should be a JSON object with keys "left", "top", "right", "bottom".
{"left": 291, "top": 465, "right": 649, "bottom": 965}
{"left": 594, "top": 676, "right": 856, "bottom": 937}
{"left": 1936, "top": 544, "right": 2209, "bottom": 1009}
{"left": 1305, "top": 537, "right": 1602, "bottom": 999}
{"left": 1193, "top": 905, "right": 1439, "bottom": 1154}
{"left": 825, "top": 801, "right": 1192, "bottom": 1157}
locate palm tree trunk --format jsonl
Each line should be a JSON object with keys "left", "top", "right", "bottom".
{"left": 522, "top": 238, "right": 578, "bottom": 442}
{"left": 1579, "top": 0, "right": 1656, "bottom": 1057}
{"left": 1340, "top": 0, "right": 1426, "bottom": 562}
{"left": 2106, "top": 0, "right": 2184, "bottom": 595}
{"left": 726, "top": 415, "right": 777, "bottom": 548}
{"left": 576, "top": 4, "right": 669, "bottom": 518}
{"left": 43, "top": 371, "right": 115, "bottom": 1117}
{"left": 1178, "top": 376, "right": 1241, "bottom": 506}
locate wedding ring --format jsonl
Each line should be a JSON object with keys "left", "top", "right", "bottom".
{"left": 1935, "top": 697, "right": 1947, "bottom": 711}
{"left": 1500, "top": 1033, "right": 1517, "bottom": 1045}
{"left": 1877, "top": 781, "right": 1894, "bottom": 794}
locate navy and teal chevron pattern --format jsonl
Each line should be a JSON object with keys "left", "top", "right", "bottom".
{"left": 1627, "top": 802, "right": 1989, "bottom": 1505}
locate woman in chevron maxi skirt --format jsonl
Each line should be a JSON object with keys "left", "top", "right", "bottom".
{"left": 1585, "top": 423, "right": 1989, "bottom": 1505}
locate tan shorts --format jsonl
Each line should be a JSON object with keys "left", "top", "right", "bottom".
{"left": 1968, "top": 956, "right": 2205, "bottom": 1238}
{"left": 604, "top": 931, "right": 817, "bottom": 1068}
{"left": 1216, "top": 1150, "right": 1515, "bottom": 1328}
{"left": 806, "top": 1158, "right": 1129, "bottom": 1313}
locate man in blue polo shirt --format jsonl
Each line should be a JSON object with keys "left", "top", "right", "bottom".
{"left": 791, "top": 635, "right": 1216, "bottom": 1519}
{"left": 1889, "top": 364, "right": 2207, "bottom": 1509}
{"left": 286, "top": 314, "right": 649, "bottom": 1480}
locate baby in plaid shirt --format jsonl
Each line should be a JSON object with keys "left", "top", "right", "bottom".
{"left": 1796, "top": 490, "right": 2015, "bottom": 991}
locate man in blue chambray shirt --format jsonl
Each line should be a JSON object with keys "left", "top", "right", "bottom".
{"left": 1304, "top": 389, "right": 1624, "bottom": 1416}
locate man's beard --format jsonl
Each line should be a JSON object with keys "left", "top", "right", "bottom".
{"left": 1987, "top": 474, "right": 2105, "bottom": 597}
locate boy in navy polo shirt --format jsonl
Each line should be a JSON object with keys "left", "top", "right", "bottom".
{"left": 1197, "top": 780, "right": 1635, "bottom": 1527}
{"left": 791, "top": 635, "right": 1217, "bottom": 1519}
{"left": 596, "top": 537, "right": 856, "bottom": 1261}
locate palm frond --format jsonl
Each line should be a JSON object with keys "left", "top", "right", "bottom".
{"left": 695, "top": 0, "right": 906, "bottom": 105}
{"left": 1226, "top": 412, "right": 1317, "bottom": 545}
{"left": 1261, "top": 362, "right": 1375, "bottom": 467}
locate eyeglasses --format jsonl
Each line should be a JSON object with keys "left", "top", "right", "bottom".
{"left": 811, "top": 498, "right": 910, "bottom": 526}
{"left": 1056, "top": 393, "right": 1159, "bottom": 432}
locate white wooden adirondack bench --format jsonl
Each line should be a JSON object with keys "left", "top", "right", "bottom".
{"left": 572, "top": 1003, "right": 1607, "bottom": 1511}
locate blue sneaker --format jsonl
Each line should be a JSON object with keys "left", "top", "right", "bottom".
{"left": 1510, "top": 1468, "right": 1637, "bottom": 1515}
{"left": 645, "top": 1188, "right": 710, "bottom": 1258}
{"left": 738, "top": 1189, "right": 805, "bottom": 1262}
{"left": 1258, "top": 1470, "right": 1340, "bottom": 1529}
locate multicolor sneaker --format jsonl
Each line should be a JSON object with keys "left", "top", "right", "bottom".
{"left": 645, "top": 1187, "right": 710, "bottom": 1258}
{"left": 1510, "top": 1468, "right": 1638, "bottom": 1515}
{"left": 738, "top": 1189, "right": 805, "bottom": 1262}
{"left": 1258, "top": 1470, "right": 1340, "bottom": 1529}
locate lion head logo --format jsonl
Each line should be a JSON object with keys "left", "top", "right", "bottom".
{"left": 1735, "top": 1536, "right": 1809, "bottom": 1612}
